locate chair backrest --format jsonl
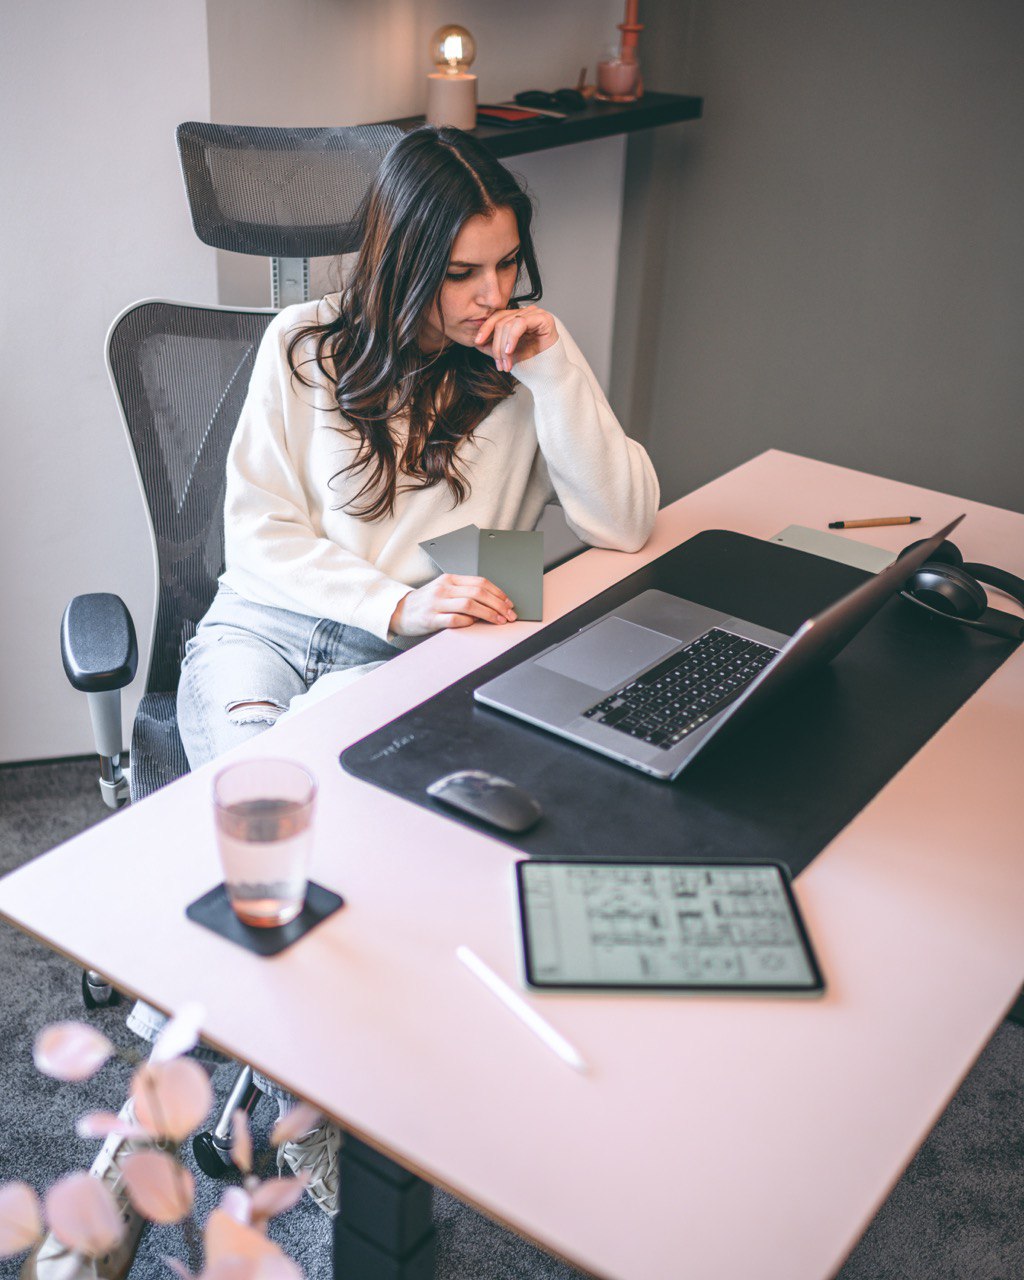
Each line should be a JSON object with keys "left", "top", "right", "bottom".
{"left": 106, "top": 300, "right": 275, "bottom": 693}
{"left": 110, "top": 124, "right": 405, "bottom": 693}
{"left": 175, "top": 122, "right": 405, "bottom": 258}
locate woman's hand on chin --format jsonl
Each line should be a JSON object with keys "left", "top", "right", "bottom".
{"left": 474, "top": 306, "right": 557, "bottom": 373}
{"left": 389, "top": 574, "right": 517, "bottom": 637}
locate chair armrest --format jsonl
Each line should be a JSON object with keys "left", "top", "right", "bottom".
{"left": 61, "top": 594, "right": 139, "bottom": 804}
{"left": 60, "top": 593, "right": 138, "bottom": 692}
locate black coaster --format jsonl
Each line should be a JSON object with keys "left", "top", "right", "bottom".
{"left": 185, "top": 881, "right": 345, "bottom": 956}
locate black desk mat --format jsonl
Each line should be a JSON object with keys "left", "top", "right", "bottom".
{"left": 341, "top": 532, "right": 1016, "bottom": 877}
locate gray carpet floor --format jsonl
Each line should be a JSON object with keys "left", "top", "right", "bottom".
{"left": 1, "top": 759, "right": 1021, "bottom": 1280}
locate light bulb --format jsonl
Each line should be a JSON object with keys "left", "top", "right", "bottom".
{"left": 425, "top": 22, "right": 478, "bottom": 129}
{"left": 430, "top": 24, "right": 476, "bottom": 76}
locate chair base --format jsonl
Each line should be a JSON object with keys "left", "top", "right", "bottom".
{"left": 193, "top": 1064, "right": 263, "bottom": 1179}
{"left": 82, "top": 969, "right": 121, "bottom": 1009}
{"left": 192, "top": 1129, "right": 241, "bottom": 1178}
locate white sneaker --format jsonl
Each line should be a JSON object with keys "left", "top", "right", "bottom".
{"left": 277, "top": 1121, "right": 342, "bottom": 1217}
{"left": 21, "top": 1104, "right": 155, "bottom": 1280}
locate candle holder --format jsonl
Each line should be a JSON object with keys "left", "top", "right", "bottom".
{"left": 426, "top": 24, "right": 478, "bottom": 130}
{"left": 595, "top": 0, "right": 644, "bottom": 103}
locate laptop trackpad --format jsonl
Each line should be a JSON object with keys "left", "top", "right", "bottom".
{"left": 534, "top": 617, "right": 679, "bottom": 690}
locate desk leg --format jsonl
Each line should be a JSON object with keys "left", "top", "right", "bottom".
{"left": 333, "top": 1137, "right": 436, "bottom": 1280}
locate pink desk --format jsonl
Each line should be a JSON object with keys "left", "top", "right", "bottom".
{"left": 3, "top": 451, "right": 1023, "bottom": 1280}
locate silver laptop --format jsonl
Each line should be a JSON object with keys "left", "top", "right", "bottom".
{"left": 474, "top": 516, "right": 963, "bottom": 780}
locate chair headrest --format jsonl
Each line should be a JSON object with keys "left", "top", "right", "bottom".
{"left": 176, "top": 121, "right": 404, "bottom": 258}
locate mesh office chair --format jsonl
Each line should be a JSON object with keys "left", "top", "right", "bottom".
{"left": 62, "top": 122, "right": 403, "bottom": 813}
{"left": 60, "top": 121, "right": 404, "bottom": 1174}
{"left": 62, "top": 300, "right": 274, "bottom": 806}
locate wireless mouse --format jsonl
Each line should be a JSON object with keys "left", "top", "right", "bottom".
{"left": 426, "top": 770, "right": 542, "bottom": 833}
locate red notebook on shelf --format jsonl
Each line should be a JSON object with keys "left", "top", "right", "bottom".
{"left": 476, "top": 104, "right": 553, "bottom": 128}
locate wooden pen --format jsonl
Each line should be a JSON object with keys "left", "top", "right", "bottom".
{"left": 828, "top": 516, "right": 921, "bottom": 529}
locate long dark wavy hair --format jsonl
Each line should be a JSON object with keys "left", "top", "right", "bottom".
{"left": 287, "top": 126, "right": 542, "bottom": 521}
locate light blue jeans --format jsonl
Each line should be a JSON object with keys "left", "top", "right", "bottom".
{"left": 127, "top": 584, "right": 401, "bottom": 1097}
{"left": 176, "top": 583, "right": 400, "bottom": 767}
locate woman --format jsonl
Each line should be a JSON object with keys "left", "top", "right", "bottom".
{"left": 174, "top": 124, "right": 658, "bottom": 762}
{"left": 109, "top": 123, "right": 659, "bottom": 1257}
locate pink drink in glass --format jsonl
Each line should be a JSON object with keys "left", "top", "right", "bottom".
{"left": 213, "top": 760, "right": 317, "bottom": 927}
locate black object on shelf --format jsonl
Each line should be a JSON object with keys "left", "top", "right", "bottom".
{"left": 384, "top": 90, "right": 702, "bottom": 159}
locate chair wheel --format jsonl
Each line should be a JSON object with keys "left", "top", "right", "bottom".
{"left": 192, "top": 1130, "right": 238, "bottom": 1178}
{"left": 82, "top": 971, "right": 121, "bottom": 1009}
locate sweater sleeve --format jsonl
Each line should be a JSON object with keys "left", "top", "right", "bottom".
{"left": 510, "top": 320, "right": 659, "bottom": 552}
{"left": 222, "top": 311, "right": 412, "bottom": 641}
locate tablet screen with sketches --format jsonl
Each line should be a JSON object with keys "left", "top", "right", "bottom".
{"left": 516, "top": 860, "right": 824, "bottom": 995}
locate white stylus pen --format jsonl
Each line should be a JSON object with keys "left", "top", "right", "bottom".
{"left": 456, "top": 945, "right": 588, "bottom": 1075}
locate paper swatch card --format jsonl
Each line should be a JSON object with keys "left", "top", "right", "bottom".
{"left": 420, "top": 524, "right": 544, "bottom": 620}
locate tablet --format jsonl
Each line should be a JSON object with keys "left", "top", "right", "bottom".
{"left": 515, "top": 860, "right": 824, "bottom": 995}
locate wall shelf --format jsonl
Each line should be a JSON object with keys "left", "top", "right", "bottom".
{"left": 386, "top": 91, "right": 703, "bottom": 159}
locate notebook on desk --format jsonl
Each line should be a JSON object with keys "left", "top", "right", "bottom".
{"left": 474, "top": 515, "right": 963, "bottom": 780}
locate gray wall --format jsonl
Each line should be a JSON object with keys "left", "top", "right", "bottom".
{"left": 0, "top": 1, "right": 215, "bottom": 765}
{"left": 613, "top": 0, "right": 1024, "bottom": 514}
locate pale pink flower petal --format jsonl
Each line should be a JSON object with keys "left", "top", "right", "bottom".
{"left": 132, "top": 1058, "right": 213, "bottom": 1142}
{"left": 248, "top": 1175, "right": 309, "bottom": 1223}
{"left": 44, "top": 1172, "right": 124, "bottom": 1257}
{"left": 252, "top": 1255, "right": 303, "bottom": 1280}
{"left": 150, "top": 1002, "right": 206, "bottom": 1065}
{"left": 202, "top": 1262, "right": 261, "bottom": 1280}
{"left": 218, "top": 1186, "right": 252, "bottom": 1226}
{"left": 231, "top": 1109, "right": 252, "bottom": 1176}
{"left": 200, "top": 1254, "right": 302, "bottom": 1280}
{"left": 75, "top": 1111, "right": 151, "bottom": 1142}
{"left": 122, "top": 1151, "right": 194, "bottom": 1224}
{"left": 0, "top": 1181, "right": 44, "bottom": 1257}
{"left": 204, "top": 1209, "right": 292, "bottom": 1266}
{"left": 33, "top": 1023, "right": 115, "bottom": 1082}
{"left": 270, "top": 1103, "right": 321, "bottom": 1147}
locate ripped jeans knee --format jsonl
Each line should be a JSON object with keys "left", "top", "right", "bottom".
{"left": 224, "top": 698, "right": 288, "bottom": 728}
{"left": 176, "top": 586, "right": 398, "bottom": 771}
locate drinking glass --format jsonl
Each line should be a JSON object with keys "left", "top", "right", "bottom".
{"left": 212, "top": 758, "right": 317, "bottom": 928}
{"left": 595, "top": 47, "right": 641, "bottom": 102}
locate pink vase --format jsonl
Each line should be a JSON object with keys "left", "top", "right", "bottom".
{"left": 595, "top": 55, "right": 641, "bottom": 103}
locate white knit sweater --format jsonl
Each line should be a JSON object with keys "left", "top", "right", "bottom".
{"left": 221, "top": 298, "right": 659, "bottom": 641}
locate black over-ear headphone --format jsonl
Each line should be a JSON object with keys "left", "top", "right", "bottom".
{"left": 898, "top": 539, "right": 1024, "bottom": 640}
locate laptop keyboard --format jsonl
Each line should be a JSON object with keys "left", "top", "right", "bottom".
{"left": 581, "top": 628, "right": 780, "bottom": 750}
